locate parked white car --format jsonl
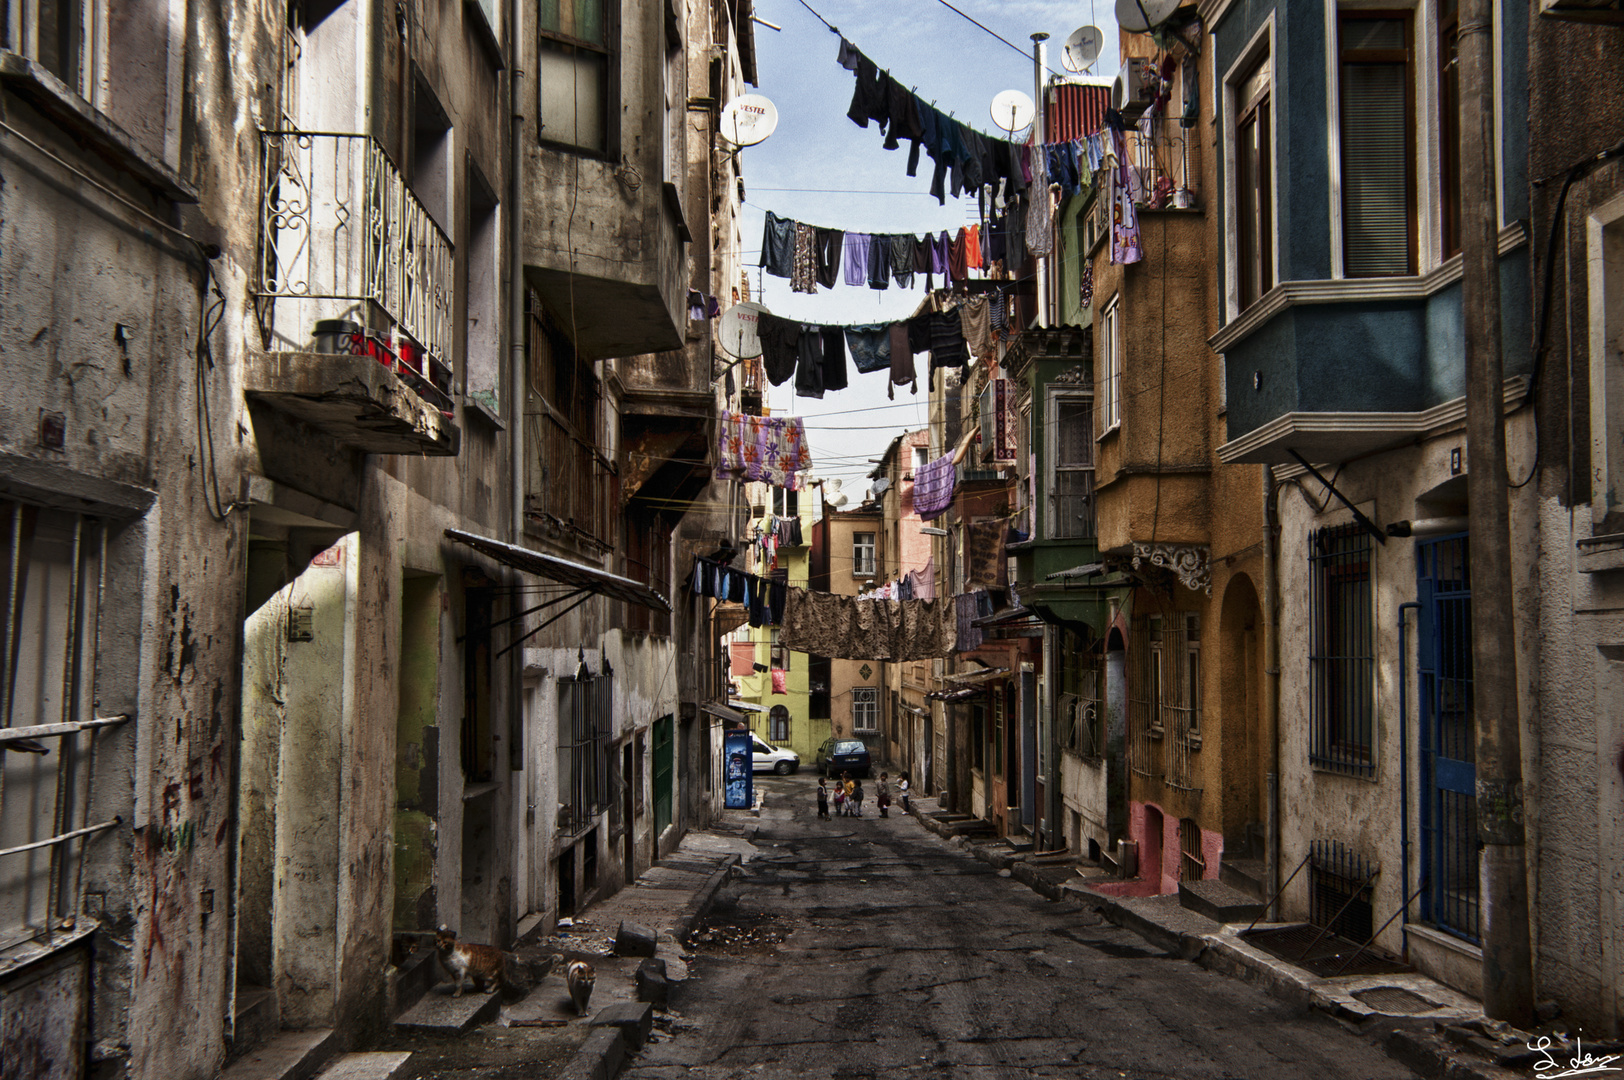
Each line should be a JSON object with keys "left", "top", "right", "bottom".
{"left": 751, "top": 735, "right": 799, "bottom": 775}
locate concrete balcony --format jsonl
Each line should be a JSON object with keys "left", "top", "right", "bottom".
{"left": 245, "top": 349, "right": 460, "bottom": 457}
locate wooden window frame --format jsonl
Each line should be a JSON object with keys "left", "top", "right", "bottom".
{"left": 1437, "top": 0, "right": 1461, "bottom": 260}
{"left": 537, "top": 0, "right": 618, "bottom": 157}
{"left": 1235, "top": 54, "right": 1273, "bottom": 310}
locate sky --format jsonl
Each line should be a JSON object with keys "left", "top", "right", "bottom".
{"left": 734, "top": 0, "right": 1120, "bottom": 497}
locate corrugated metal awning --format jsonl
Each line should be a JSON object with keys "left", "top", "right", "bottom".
{"left": 445, "top": 528, "right": 671, "bottom": 611}
{"left": 942, "top": 666, "right": 1012, "bottom": 686}
{"left": 702, "top": 702, "right": 748, "bottom": 725}
{"left": 926, "top": 686, "right": 983, "bottom": 703}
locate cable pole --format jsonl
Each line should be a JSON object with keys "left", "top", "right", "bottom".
{"left": 1457, "top": 0, "right": 1534, "bottom": 1026}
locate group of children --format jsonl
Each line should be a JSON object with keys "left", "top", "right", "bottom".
{"left": 817, "top": 771, "right": 909, "bottom": 819}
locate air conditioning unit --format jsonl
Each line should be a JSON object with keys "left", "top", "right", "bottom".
{"left": 978, "top": 378, "right": 1015, "bottom": 464}
{"left": 1111, "top": 57, "right": 1158, "bottom": 121}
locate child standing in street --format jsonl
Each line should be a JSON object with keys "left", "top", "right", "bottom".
{"left": 832, "top": 780, "right": 846, "bottom": 817}
{"left": 816, "top": 778, "right": 830, "bottom": 819}
{"left": 876, "top": 772, "right": 891, "bottom": 818}
{"left": 899, "top": 773, "right": 910, "bottom": 814}
{"left": 852, "top": 777, "right": 865, "bottom": 817}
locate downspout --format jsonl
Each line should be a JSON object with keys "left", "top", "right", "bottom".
{"left": 1261, "top": 467, "right": 1280, "bottom": 920}
{"left": 1397, "top": 600, "right": 1421, "bottom": 958}
{"left": 509, "top": 0, "right": 525, "bottom": 542}
{"left": 1031, "top": 32, "right": 1050, "bottom": 328}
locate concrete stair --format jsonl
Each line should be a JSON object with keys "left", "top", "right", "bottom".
{"left": 393, "top": 989, "right": 500, "bottom": 1035}
{"left": 218, "top": 1029, "right": 338, "bottom": 1080}
{"left": 312, "top": 1053, "right": 413, "bottom": 1080}
{"left": 1178, "top": 878, "right": 1266, "bottom": 924}
{"left": 1219, "top": 857, "right": 1267, "bottom": 901}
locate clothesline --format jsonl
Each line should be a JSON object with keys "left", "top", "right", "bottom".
{"left": 760, "top": 211, "right": 1033, "bottom": 295}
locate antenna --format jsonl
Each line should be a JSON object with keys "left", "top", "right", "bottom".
{"left": 1115, "top": 0, "right": 1180, "bottom": 32}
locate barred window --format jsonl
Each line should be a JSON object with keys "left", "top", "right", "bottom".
{"left": 1051, "top": 393, "right": 1096, "bottom": 540}
{"left": 852, "top": 688, "right": 878, "bottom": 733}
{"left": 557, "top": 669, "right": 613, "bottom": 835}
{"left": 1309, "top": 524, "right": 1375, "bottom": 775}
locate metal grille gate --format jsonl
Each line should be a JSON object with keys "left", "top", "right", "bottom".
{"left": 1416, "top": 534, "right": 1479, "bottom": 942}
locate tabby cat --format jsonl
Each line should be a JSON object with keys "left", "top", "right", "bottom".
{"left": 567, "top": 959, "right": 596, "bottom": 1016}
{"left": 435, "top": 925, "right": 508, "bottom": 997}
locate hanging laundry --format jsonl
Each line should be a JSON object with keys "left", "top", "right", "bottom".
{"left": 844, "top": 231, "right": 871, "bottom": 288}
{"left": 771, "top": 668, "right": 787, "bottom": 695}
{"left": 866, "top": 234, "right": 891, "bottom": 290}
{"left": 819, "top": 325, "right": 849, "bottom": 392}
{"left": 912, "top": 452, "right": 956, "bottom": 521}
{"left": 814, "top": 227, "right": 844, "bottom": 288}
{"left": 794, "top": 322, "right": 825, "bottom": 399}
{"left": 965, "top": 517, "right": 1009, "bottom": 588}
{"left": 844, "top": 323, "right": 892, "bottom": 374}
{"left": 791, "top": 222, "right": 819, "bottom": 294}
{"left": 1110, "top": 127, "right": 1144, "bottom": 265}
{"left": 1027, "top": 153, "right": 1053, "bottom": 257}
{"left": 959, "top": 295, "right": 992, "bottom": 360}
{"left": 756, "top": 312, "right": 802, "bottom": 386}
{"left": 927, "top": 311, "right": 969, "bottom": 371}
{"left": 780, "top": 589, "right": 956, "bottom": 661}
{"left": 715, "top": 411, "right": 812, "bottom": 490}
{"left": 760, "top": 211, "right": 794, "bottom": 277}
{"left": 890, "top": 234, "right": 916, "bottom": 290}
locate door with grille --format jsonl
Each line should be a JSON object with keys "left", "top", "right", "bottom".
{"left": 1416, "top": 534, "right": 1479, "bottom": 942}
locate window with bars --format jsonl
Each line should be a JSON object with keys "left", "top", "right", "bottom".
{"left": 852, "top": 688, "right": 878, "bottom": 733}
{"left": 557, "top": 670, "right": 614, "bottom": 836}
{"left": 0, "top": 502, "right": 125, "bottom": 952}
{"left": 1310, "top": 523, "right": 1376, "bottom": 775}
{"left": 538, "top": 0, "right": 613, "bottom": 154}
{"left": 1050, "top": 392, "right": 1096, "bottom": 540}
{"left": 1234, "top": 53, "right": 1273, "bottom": 309}
{"left": 769, "top": 705, "right": 790, "bottom": 742}
{"left": 1127, "top": 614, "right": 1203, "bottom": 786}
{"left": 1057, "top": 628, "right": 1103, "bottom": 759}
{"left": 1310, "top": 839, "right": 1376, "bottom": 942}
{"left": 1339, "top": 12, "right": 1416, "bottom": 276}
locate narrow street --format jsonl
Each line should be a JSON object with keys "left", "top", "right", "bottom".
{"left": 629, "top": 775, "right": 1421, "bottom": 1079}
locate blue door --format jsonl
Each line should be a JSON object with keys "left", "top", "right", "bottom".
{"left": 1415, "top": 535, "right": 1479, "bottom": 942}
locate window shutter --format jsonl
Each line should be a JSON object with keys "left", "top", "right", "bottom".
{"left": 1340, "top": 18, "right": 1413, "bottom": 276}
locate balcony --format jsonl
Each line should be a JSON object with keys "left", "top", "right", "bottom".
{"left": 247, "top": 130, "right": 459, "bottom": 456}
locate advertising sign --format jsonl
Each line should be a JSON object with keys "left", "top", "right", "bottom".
{"left": 723, "top": 730, "right": 754, "bottom": 810}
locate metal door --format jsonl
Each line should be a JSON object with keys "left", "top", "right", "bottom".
{"left": 1416, "top": 534, "right": 1479, "bottom": 942}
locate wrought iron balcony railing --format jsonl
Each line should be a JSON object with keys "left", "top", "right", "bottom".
{"left": 255, "top": 130, "right": 454, "bottom": 377}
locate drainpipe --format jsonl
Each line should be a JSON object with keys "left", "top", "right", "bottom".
{"left": 1031, "top": 32, "right": 1050, "bottom": 328}
{"left": 1397, "top": 600, "right": 1421, "bottom": 958}
{"left": 509, "top": 0, "right": 526, "bottom": 542}
{"left": 1261, "top": 467, "right": 1280, "bottom": 920}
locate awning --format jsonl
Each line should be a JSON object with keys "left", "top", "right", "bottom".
{"left": 727, "top": 699, "right": 768, "bottom": 713}
{"left": 942, "top": 666, "right": 1012, "bottom": 686}
{"left": 713, "top": 601, "right": 748, "bottom": 635}
{"left": 701, "top": 702, "right": 749, "bottom": 725}
{"left": 926, "top": 686, "right": 983, "bottom": 703}
{"left": 1047, "top": 562, "right": 1104, "bottom": 580}
{"left": 445, "top": 529, "right": 671, "bottom": 611}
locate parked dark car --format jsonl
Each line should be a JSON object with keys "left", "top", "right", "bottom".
{"left": 815, "top": 737, "right": 871, "bottom": 778}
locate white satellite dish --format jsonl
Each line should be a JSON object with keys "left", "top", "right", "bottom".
{"left": 1062, "top": 25, "right": 1104, "bottom": 72}
{"left": 1115, "top": 0, "right": 1180, "bottom": 31}
{"left": 719, "top": 94, "right": 779, "bottom": 147}
{"left": 989, "top": 89, "right": 1035, "bottom": 133}
{"left": 717, "top": 302, "right": 766, "bottom": 359}
{"left": 871, "top": 477, "right": 892, "bottom": 497}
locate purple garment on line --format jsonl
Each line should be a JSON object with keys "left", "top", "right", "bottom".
{"left": 912, "top": 453, "right": 956, "bottom": 521}
{"left": 844, "top": 232, "right": 871, "bottom": 287}
{"left": 929, "top": 231, "right": 951, "bottom": 275}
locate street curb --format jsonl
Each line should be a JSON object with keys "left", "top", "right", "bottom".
{"left": 555, "top": 850, "right": 742, "bottom": 1080}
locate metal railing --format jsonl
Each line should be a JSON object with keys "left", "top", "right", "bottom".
{"left": 256, "top": 130, "right": 454, "bottom": 369}
{"left": 1125, "top": 120, "right": 1195, "bottom": 209}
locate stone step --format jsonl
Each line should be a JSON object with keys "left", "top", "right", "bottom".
{"left": 218, "top": 1029, "right": 337, "bottom": 1080}
{"left": 1179, "top": 877, "right": 1267, "bottom": 924}
{"left": 393, "top": 989, "right": 500, "bottom": 1035}
{"left": 1219, "top": 857, "right": 1267, "bottom": 900}
{"left": 313, "top": 1053, "right": 414, "bottom": 1080}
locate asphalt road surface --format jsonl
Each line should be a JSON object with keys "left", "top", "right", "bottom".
{"left": 628, "top": 772, "right": 1421, "bottom": 1080}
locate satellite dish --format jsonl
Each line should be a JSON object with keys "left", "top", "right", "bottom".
{"left": 871, "top": 477, "right": 892, "bottom": 497}
{"left": 1062, "top": 25, "right": 1104, "bottom": 72}
{"left": 1115, "top": 0, "right": 1180, "bottom": 31}
{"left": 717, "top": 302, "right": 766, "bottom": 359}
{"left": 824, "top": 478, "right": 849, "bottom": 508}
{"left": 719, "top": 94, "right": 779, "bottom": 147}
{"left": 989, "top": 89, "right": 1035, "bottom": 133}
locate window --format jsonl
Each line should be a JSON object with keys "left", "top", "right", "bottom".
{"left": 466, "top": 163, "right": 501, "bottom": 411}
{"left": 769, "top": 705, "right": 790, "bottom": 742}
{"left": 412, "top": 71, "right": 453, "bottom": 233}
{"left": 852, "top": 688, "right": 879, "bottom": 733}
{"left": 1235, "top": 54, "right": 1273, "bottom": 309}
{"left": 1310, "top": 523, "right": 1376, "bottom": 774}
{"left": 1339, "top": 12, "right": 1416, "bottom": 276}
{"left": 1437, "top": 0, "right": 1461, "bottom": 260}
{"left": 538, "top": 0, "right": 610, "bottom": 154}
{"left": 913, "top": 446, "right": 929, "bottom": 476}
{"left": 557, "top": 667, "right": 613, "bottom": 835}
{"left": 1051, "top": 393, "right": 1096, "bottom": 539}
{"left": 1183, "top": 614, "right": 1202, "bottom": 736}
{"left": 0, "top": 502, "right": 116, "bottom": 952}
{"left": 4, "top": 0, "right": 98, "bottom": 99}
{"left": 1099, "top": 297, "right": 1121, "bottom": 432}
{"left": 853, "top": 532, "right": 876, "bottom": 577}
{"left": 808, "top": 655, "right": 831, "bottom": 719}
{"left": 970, "top": 701, "right": 985, "bottom": 771}
{"left": 771, "top": 486, "right": 798, "bottom": 518}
